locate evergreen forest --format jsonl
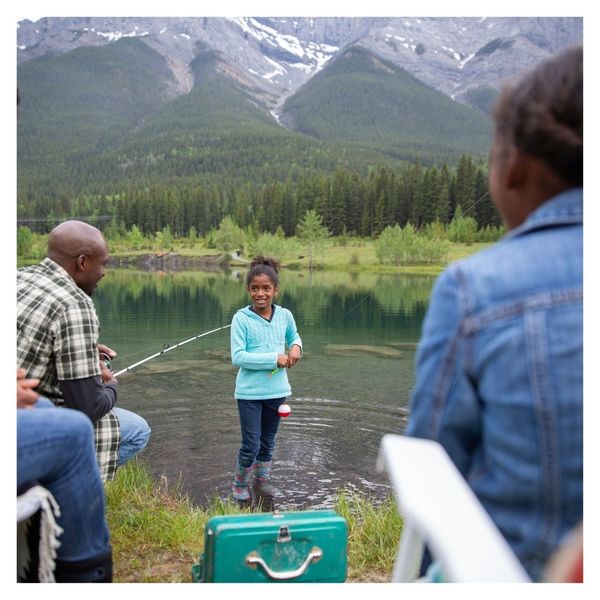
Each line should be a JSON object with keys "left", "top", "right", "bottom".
{"left": 17, "top": 37, "right": 499, "bottom": 242}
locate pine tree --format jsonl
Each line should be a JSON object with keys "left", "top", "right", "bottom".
{"left": 296, "top": 209, "right": 330, "bottom": 269}
{"left": 473, "top": 167, "right": 499, "bottom": 227}
{"left": 454, "top": 154, "right": 476, "bottom": 213}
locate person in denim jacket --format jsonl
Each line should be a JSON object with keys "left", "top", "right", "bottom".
{"left": 406, "top": 45, "right": 583, "bottom": 581}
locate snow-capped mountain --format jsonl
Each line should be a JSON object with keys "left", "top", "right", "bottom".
{"left": 17, "top": 16, "right": 582, "bottom": 114}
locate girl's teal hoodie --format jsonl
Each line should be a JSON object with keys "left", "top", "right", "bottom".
{"left": 230, "top": 304, "right": 302, "bottom": 400}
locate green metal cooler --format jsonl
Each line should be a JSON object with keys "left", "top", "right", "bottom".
{"left": 191, "top": 510, "right": 348, "bottom": 583}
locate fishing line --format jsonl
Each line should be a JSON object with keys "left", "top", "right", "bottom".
{"left": 111, "top": 324, "right": 231, "bottom": 378}
{"left": 462, "top": 190, "right": 490, "bottom": 216}
{"left": 326, "top": 293, "right": 370, "bottom": 336}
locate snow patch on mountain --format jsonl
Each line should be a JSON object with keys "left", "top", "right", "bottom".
{"left": 229, "top": 16, "right": 306, "bottom": 59}
{"left": 291, "top": 62, "right": 313, "bottom": 73}
{"left": 95, "top": 29, "right": 149, "bottom": 42}
{"left": 263, "top": 56, "right": 286, "bottom": 80}
{"left": 227, "top": 17, "right": 337, "bottom": 78}
{"left": 459, "top": 53, "right": 475, "bottom": 70}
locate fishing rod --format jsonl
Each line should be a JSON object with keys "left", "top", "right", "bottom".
{"left": 110, "top": 324, "right": 231, "bottom": 378}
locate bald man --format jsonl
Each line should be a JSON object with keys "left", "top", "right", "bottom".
{"left": 17, "top": 220, "right": 150, "bottom": 481}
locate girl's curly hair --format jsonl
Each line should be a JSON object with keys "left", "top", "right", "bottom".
{"left": 246, "top": 256, "right": 281, "bottom": 287}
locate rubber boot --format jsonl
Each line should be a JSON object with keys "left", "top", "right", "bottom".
{"left": 253, "top": 460, "right": 281, "bottom": 497}
{"left": 232, "top": 461, "right": 253, "bottom": 501}
{"left": 54, "top": 549, "right": 113, "bottom": 582}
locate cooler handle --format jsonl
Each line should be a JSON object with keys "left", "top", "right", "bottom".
{"left": 245, "top": 546, "right": 323, "bottom": 580}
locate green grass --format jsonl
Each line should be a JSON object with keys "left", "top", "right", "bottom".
{"left": 105, "top": 460, "right": 402, "bottom": 582}
{"left": 105, "top": 460, "right": 250, "bottom": 582}
{"left": 335, "top": 490, "right": 403, "bottom": 580}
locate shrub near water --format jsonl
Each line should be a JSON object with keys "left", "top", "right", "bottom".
{"left": 375, "top": 223, "right": 450, "bottom": 266}
{"left": 446, "top": 206, "right": 478, "bottom": 244}
{"left": 247, "top": 231, "right": 301, "bottom": 263}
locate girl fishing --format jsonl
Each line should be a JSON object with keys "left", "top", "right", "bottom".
{"left": 230, "top": 256, "right": 302, "bottom": 501}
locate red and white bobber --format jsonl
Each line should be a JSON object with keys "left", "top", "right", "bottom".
{"left": 278, "top": 403, "right": 291, "bottom": 418}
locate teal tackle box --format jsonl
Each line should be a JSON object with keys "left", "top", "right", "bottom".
{"left": 191, "top": 510, "right": 348, "bottom": 583}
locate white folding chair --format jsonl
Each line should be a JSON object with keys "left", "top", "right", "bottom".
{"left": 376, "top": 434, "right": 530, "bottom": 582}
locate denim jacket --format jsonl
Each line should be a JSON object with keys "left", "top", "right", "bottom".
{"left": 406, "top": 188, "right": 583, "bottom": 580}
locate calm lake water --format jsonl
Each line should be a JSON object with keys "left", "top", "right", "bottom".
{"left": 94, "top": 268, "right": 435, "bottom": 509}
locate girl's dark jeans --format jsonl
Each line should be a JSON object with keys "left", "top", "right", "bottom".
{"left": 236, "top": 398, "right": 286, "bottom": 467}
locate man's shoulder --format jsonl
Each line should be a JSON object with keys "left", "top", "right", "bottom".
{"left": 18, "top": 264, "right": 96, "bottom": 317}
{"left": 17, "top": 262, "right": 44, "bottom": 281}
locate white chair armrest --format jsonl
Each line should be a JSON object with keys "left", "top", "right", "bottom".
{"left": 377, "top": 434, "right": 530, "bottom": 582}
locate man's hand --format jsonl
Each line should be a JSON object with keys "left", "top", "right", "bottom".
{"left": 98, "top": 343, "right": 117, "bottom": 359}
{"left": 100, "top": 364, "right": 116, "bottom": 384}
{"left": 17, "top": 368, "right": 39, "bottom": 409}
{"left": 98, "top": 343, "right": 117, "bottom": 383}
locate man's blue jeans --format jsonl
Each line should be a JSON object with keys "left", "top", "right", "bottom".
{"left": 17, "top": 399, "right": 110, "bottom": 562}
{"left": 236, "top": 398, "right": 285, "bottom": 467}
{"left": 112, "top": 407, "right": 151, "bottom": 466}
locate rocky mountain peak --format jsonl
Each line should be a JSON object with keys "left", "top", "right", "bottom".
{"left": 17, "top": 16, "right": 582, "bottom": 112}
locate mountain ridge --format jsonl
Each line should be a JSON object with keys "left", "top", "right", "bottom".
{"left": 281, "top": 45, "right": 492, "bottom": 159}
{"left": 16, "top": 17, "right": 582, "bottom": 222}
{"left": 17, "top": 16, "right": 582, "bottom": 114}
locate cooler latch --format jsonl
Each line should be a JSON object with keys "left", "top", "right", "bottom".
{"left": 277, "top": 525, "right": 291, "bottom": 543}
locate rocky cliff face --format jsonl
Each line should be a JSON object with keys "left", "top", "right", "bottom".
{"left": 17, "top": 16, "right": 582, "bottom": 113}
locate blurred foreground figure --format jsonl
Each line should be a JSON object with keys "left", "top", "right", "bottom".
{"left": 17, "top": 369, "right": 112, "bottom": 582}
{"left": 407, "top": 45, "right": 583, "bottom": 581}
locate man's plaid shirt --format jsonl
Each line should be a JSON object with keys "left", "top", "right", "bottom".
{"left": 17, "top": 258, "right": 120, "bottom": 481}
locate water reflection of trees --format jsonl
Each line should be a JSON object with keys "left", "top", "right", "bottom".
{"left": 96, "top": 269, "right": 435, "bottom": 334}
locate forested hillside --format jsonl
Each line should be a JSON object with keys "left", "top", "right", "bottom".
{"left": 17, "top": 38, "right": 176, "bottom": 181}
{"left": 85, "top": 48, "right": 402, "bottom": 186}
{"left": 17, "top": 37, "right": 497, "bottom": 237}
{"left": 282, "top": 46, "right": 492, "bottom": 162}
{"left": 17, "top": 39, "right": 405, "bottom": 221}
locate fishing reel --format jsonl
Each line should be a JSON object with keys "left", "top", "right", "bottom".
{"left": 99, "top": 352, "right": 112, "bottom": 370}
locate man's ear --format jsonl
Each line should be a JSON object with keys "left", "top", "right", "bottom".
{"left": 505, "top": 147, "right": 529, "bottom": 190}
{"left": 76, "top": 254, "right": 87, "bottom": 271}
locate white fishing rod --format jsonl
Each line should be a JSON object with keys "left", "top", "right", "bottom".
{"left": 111, "top": 324, "right": 231, "bottom": 378}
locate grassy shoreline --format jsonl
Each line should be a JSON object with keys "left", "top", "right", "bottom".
{"left": 105, "top": 460, "right": 401, "bottom": 583}
{"left": 18, "top": 235, "right": 492, "bottom": 275}
{"left": 110, "top": 238, "right": 491, "bottom": 273}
